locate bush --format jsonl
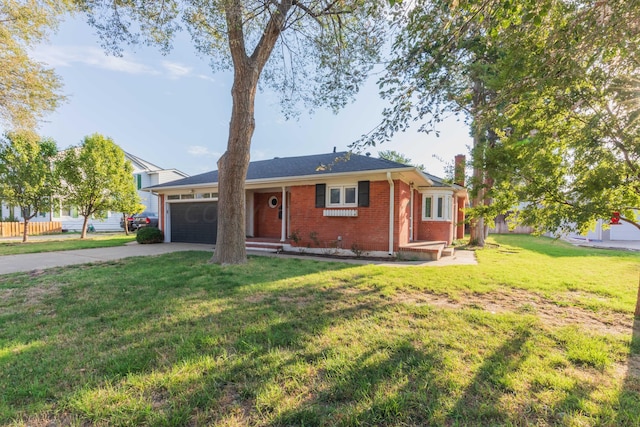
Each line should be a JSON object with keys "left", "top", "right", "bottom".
{"left": 136, "top": 227, "right": 164, "bottom": 244}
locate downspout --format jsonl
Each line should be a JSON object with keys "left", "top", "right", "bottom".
{"left": 409, "top": 183, "right": 414, "bottom": 242}
{"left": 280, "top": 186, "right": 287, "bottom": 242}
{"left": 387, "top": 172, "right": 394, "bottom": 255}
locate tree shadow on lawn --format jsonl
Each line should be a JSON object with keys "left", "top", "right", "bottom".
{"left": 0, "top": 252, "right": 360, "bottom": 420}
{"left": 1, "top": 251, "right": 637, "bottom": 425}
{"left": 445, "top": 327, "right": 533, "bottom": 426}
{"left": 616, "top": 313, "right": 640, "bottom": 425}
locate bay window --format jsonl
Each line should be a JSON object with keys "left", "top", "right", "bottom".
{"left": 422, "top": 191, "right": 453, "bottom": 221}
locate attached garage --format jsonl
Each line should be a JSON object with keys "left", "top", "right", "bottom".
{"left": 170, "top": 202, "right": 217, "bottom": 244}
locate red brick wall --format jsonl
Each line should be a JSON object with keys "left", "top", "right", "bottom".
{"left": 413, "top": 189, "right": 421, "bottom": 242}
{"left": 288, "top": 181, "right": 394, "bottom": 252}
{"left": 253, "top": 181, "right": 461, "bottom": 250}
{"left": 254, "top": 192, "right": 282, "bottom": 238}
{"left": 416, "top": 193, "right": 455, "bottom": 244}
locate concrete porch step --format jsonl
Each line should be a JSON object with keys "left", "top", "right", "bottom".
{"left": 442, "top": 247, "right": 455, "bottom": 257}
{"left": 398, "top": 241, "right": 454, "bottom": 261}
{"left": 246, "top": 241, "right": 284, "bottom": 253}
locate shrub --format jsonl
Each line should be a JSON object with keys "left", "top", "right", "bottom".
{"left": 288, "top": 230, "right": 302, "bottom": 246}
{"left": 136, "top": 227, "right": 164, "bottom": 244}
{"left": 350, "top": 243, "right": 368, "bottom": 258}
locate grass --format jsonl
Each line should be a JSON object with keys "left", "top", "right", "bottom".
{"left": 0, "top": 234, "right": 639, "bottom": 426}
{"left": 0, "top": 233, "right": 136, "bottom": 255}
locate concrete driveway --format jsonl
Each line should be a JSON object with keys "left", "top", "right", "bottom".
{"left": 0, "top": 242, "right": 213, "bottom": 275}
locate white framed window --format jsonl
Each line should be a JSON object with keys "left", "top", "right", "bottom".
{"left": 61, "top": 206, "right": 79, "bottom": 218}
{"left": 422, "top": 192, "right": 453, "bottom": 221}
{"left": 327, "top": 184, "right": 358, "bottom": 207}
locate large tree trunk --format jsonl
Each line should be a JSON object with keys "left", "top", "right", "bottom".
{"left": 468, "top": 77, "right": 495, "bottom": 248}
{"left": 211, "top": 0, "right": 287, "bottom": 265}
{"left": 469, "top": 190, "right": 486, "bottom": 246}
{"left": 469, "top": 122, "right": 486, "bottom": 247}
{"left": 210, "top": 68, "right": 257, "bottom": 265}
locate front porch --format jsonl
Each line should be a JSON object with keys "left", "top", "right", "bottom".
{"left": 245, "top": 237, "right": 455, "bottom": 261}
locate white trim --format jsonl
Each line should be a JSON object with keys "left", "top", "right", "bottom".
{"left": 327, "top": 184, "right": 358, "bottom": 207}
{"left": 163, "top": 197, "right": 170, "bottom": 242}
{"left": 421, "top": 190, "right": 454, "bottom": 222}
{"left": 281, "top": 187, "right": 287, "bottom": 242}
{"left": 409, "top": 186, "right": 414, "bottom": 241}
{"left": 323, "top": 209, "right": 358, "bottom": 217}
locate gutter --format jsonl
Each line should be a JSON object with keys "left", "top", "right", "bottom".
{"left": 387, "top": 172, "right": 394, "bottom": 256}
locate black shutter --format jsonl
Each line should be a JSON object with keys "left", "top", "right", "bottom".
{"left": 315, "top": 184, "right": 326, "bottom": 208}
{"left": 358, "top": 181, "right": 370, "bottom": 207}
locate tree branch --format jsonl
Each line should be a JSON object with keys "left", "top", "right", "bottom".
{"left": 226, "top": 0, "right": 249, "bottom": 69}
{"left": 620, "top": 215, "right": 640, "bottom": 231}
{"left": 250, "top": 0, "right": 292, "bottom": 70}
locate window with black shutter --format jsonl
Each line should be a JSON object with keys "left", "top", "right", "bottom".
{"left": 315, "top": 184, "right": 326, "bottom": 208}
{"left": 358, "top": 181, "right": 369, "bottom": 207}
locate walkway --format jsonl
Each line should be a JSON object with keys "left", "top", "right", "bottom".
{"left": 563, "top": 237, "right": 640, "bottom": 251}
{"left": 0, "top": 242, "right": 477, "bottom": 275}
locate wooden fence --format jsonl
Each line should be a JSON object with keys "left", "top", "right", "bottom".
{"left": 0, "top": 221, "right": 62, "bottom": 238}
{"left": 489, "top": 214, "right": 535, "bottom": 235}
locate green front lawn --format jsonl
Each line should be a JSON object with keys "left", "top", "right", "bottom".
{"left": 1, "top": 235, "right": 639, "bottom": 426}
{"left": 0, "top": 233, "right": 135, "bottom": 255}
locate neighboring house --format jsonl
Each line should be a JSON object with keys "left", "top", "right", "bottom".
{"left": 1, "top": 152, "right": 188, "bottom": 232}
{"left": 148, "top": 151, "right": 468, "bottom": 259}
{"left": 564, "top": 211, "right": 640, "bottom": 242}
{"left": 125, "top": 152, "right": 190, "bottom": 216}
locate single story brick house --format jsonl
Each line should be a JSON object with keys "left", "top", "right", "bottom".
{"left": 147, "top": 151, "right": 467, "bottom": 257}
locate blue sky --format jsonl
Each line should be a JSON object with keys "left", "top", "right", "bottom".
{"left": 25, "top": 16, "right": 472, "bottom": 178}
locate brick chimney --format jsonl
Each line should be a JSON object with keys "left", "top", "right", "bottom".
{"left": 454, "top": 154, "right": 466, "bottom": 186}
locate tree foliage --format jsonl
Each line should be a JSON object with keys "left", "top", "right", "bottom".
{"left": 59, "top": 133, "right": 140, "bottom": 238}
{"left": 374, "top": 0, "right": 640, "bottom": 240}
{"left": 76, "top": 0, "right": 389, "bottom": 263}
{"left": 369, "top": 0, "right": 527, "bottom": 245}
{"left": 0, "top": 0, "right": 73, "bottom": 130}
{"left": 485, "top": 0, "right": 640, "bottom": 234}
{"left": 378, "top": 150, "right": 425, "bottom": 170}
{"left": 0, "top": 131, "right": 59, "bottom": 242}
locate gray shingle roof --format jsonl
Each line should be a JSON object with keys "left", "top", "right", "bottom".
{"left": 421, "top": 171, "right": 464, "bottom": 190}
{"left": 150, "top": 151, "right": 414, "bottom": 188}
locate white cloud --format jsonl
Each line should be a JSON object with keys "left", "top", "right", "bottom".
{"left": 32, "top": 46, "right": 205, "bottom": 82}
{"left": 197, "top": 74, "right": 215, "bottom": 83}
{"left": 187, "top": 145, "right": 220, "bottom": 158}
{"left": 162, "top": 61, "right": 192, "bottom": 79}
{"left": 32, "top": 45, "right": 159, "bottom": 75}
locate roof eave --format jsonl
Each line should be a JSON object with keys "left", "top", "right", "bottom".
{"left": 145, "top": 166, "right": 426, "bottom": 192}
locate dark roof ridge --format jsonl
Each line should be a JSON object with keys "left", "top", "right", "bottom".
{"left": 148, "top": 150, "right": 426, "bottom": 189}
